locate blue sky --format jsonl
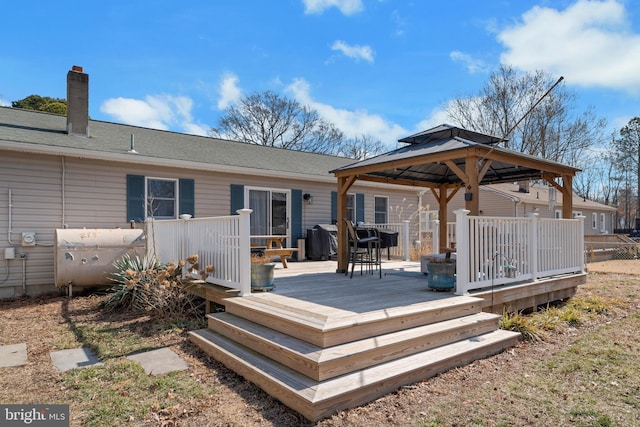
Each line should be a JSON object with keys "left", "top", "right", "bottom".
{"left": 2, "top": 0, "right": 639, "bottom": 148}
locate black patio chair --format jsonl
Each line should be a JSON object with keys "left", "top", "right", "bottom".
{"left": 343, "top": 219, "right": 381, "bottom": 279}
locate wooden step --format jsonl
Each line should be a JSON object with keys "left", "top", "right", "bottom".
{"left": 189, "top": 328, "right": 521, "bottom": 422}
{"left": 206, "top": 311, "right": 501, "bottom": 381}
{"left": 223, "top": 294, "right": 483, "bottom": 347}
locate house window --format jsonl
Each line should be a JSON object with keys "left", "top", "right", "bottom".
{"left": 127, "top": 174, "right": 194, "bottom": 222}
{"left": 600, "top": 213, "right": 606, "bottom": 232}
{"left": 374, "top": 196, "right": 388, "bottom": 224}
{"left": 592, "top": 213, "right": 597, "bottom": 229}
{"left": 555, "top": 210, "right": 562, "bottom": 219}
{"left": 347, "top": 194, "right": 356, "bottom": 223}
{"left": 147, "top": 178, "right": 178, "bottom": 219}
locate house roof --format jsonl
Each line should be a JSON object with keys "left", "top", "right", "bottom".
{"left": 0, "top": 106, "right": 354, "bottom": 182}
{"left": 484, "top": 182, "right": 616, "bottom": 212}
{"left": 331, "top": 125, "right": 580, "bottom": 187}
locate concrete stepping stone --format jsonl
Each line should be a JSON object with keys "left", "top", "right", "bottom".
{"left": 50, "top": 347, "right": 102, "bottom": 372}
{"left": 127, "top": 347, "right": 188, "bottom": 375}
{"left": 0, "top": 343, "right": 27, "bottom": 368}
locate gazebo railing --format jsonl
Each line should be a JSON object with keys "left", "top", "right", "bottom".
{"left": 454, "top": 210, "right": 585, "bottom": 295}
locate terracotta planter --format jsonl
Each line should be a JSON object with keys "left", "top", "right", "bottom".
{"left": 251, "top": 263, "right": 276, "bottom": 291}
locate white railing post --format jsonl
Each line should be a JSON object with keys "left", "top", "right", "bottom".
{"left": 432, "top": 219, "right": 440, "bottom": 255}
{"left": 403, "top": 220, "right": 410, "bottom": 261}
{"left": 454, "top": 209, "right": 470, "bottom": 295}
{"left": 529, "top": 213, "right": 539, "bottom": 281}
{"left": 237, "top": 208, "right": 253, "bottom": 296}
{"left": 145, "top": 218, "right": 154, "bottom": 260}
{"left": 577, "top": 215, "right": 586, "bottom": 273}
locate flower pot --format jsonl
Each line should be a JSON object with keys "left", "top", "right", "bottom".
{"left": 251, "top": 262, "right": 275, "bottom": 291}
{"left": 426, "top": 262, "right": 455, "bottom": 291}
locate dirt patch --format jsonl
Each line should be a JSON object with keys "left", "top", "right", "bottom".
{"left": 1, "top": 261, "right": 639, "bottom": 426}
{"left": 586, "top": 258, "right": 640, "bottom": 275}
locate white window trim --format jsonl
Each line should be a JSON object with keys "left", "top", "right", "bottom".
{"left": 145, "top": 176, "right": 179, "bottom": 219}
{"left": 346, "top": 193, "right": 356, "bottom": 223}
{"left": 592, "top": 212, "right": 597, "bottom": 229}
{"left": 244, "top": 186, "right": 292, "bottom": 238}
{"left": 600, "top": 213, "right": 606, "bottom": 233}
{"left": 374, "top": 195, "right": 389, "bottom": 224}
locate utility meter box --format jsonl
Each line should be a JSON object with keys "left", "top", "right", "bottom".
{"left": 21, "top": 232, "right": 36, "bottom": 246}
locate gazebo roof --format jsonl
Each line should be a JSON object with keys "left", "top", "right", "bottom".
{"left": 397, "top": 124, "right": 505, "bottom": 146}
{"left": 331, "top": 124, "right": 580, "bottom": 188}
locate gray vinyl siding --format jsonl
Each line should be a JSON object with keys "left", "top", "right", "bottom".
{"left": 0, "top": 150, "right": 421, "bottom": 297}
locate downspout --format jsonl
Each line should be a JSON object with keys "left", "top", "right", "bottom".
{"left": 61, "top": 156, "right": 66, "bottom": 228}
{"left": 8, "top": 189, "right": 18, "bottom": 245}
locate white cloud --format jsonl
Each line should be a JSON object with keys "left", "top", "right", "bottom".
{"left": 449, "top": 50, "right": 488, "bottom": 74}
{"left": 285, "top": 78, "right": 407, "bottom": 147}
{"left": 415, "top": 105, "right": 451, "bottom": 132}
{"left": 302, "top": 0, "right": 363, "bottom": 15}
{"left": 498, "top": 0, "right": 640, "bottom": 92}
{"left": 331, "top": 40, "right": 375, "bottom": 62}
{"left": 391, "top": 10, "right": 406, "bottom": 37}
{"left": 217, "top": 73, "right": 242, "bottom": 109}
{"left": 450, "top": 51, "right": 488, "bottom": 74}
{"left": 0, "top": 98, "right": 9, "bottom": 107}
{"left": 100, "top": 95, "right": 209, "bottom": 136}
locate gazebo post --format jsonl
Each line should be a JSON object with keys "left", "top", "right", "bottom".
{"left": 561, "top": 174, "right": 573, "bottom": 219}
{"left": 336, "top": 175, "right": 355, "bottom": 273}
{"left": 464, "top": 156, "right": 480, "bottom": 216}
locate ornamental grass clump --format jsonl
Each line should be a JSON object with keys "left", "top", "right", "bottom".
{"left": 103, "top": 253, "right": 209, "bottom": 318}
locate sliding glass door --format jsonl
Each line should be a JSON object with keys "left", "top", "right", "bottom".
{"left": 247, "top": 188, "right": 290, "bottom": 244}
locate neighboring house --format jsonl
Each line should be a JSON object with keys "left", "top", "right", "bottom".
{"left": 420, "top": 181, "right": 616, "bottom": 236}
{"left": 0, "top": 67, "right": 420, "bottom": 298}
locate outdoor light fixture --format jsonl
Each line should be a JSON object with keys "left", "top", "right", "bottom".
{"left": 303, "top": 193, "right": 313, "bottom": 205}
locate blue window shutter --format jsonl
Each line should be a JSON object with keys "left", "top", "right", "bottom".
{"left": 291, "top": 189, "right": 302, "bottom": 242}
{"left": 356, "top": 193, "right": 365, "bottom": 223}
{"left": 127, "top": 174, "right": 145, "bottom": 222}
{"left": 331, "top": 191, "right": 337, "bottom": 223}
{"left": 179, "top": 179, "right": 195, "bottom": 218}
{"left": 230, "top": 184, "right": 244, "bottom": 214}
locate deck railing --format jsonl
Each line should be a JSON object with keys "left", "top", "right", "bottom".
{"left": 454, "top": 209, "right": 585, "bottom": 295}
{"left": 145, "top": 209, "right": 252, "bottom": 296}
{"left": 360, "top": 221, "right": 410, "bottom": 260}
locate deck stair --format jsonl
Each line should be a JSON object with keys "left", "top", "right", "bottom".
{"left": 189, "top": 291, "right": 520, "bottom": 421}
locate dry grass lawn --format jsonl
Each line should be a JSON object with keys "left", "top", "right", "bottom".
{"left": 1, "top": 259, "right": 639, "bottom": 426}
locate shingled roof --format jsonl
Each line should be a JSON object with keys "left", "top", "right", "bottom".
{"left": 0, "top": 106, "right": 354, "bottom": 181}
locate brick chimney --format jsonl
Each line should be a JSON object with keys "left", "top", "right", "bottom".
{"left": 66, "top": 65, "right": 89, "bottom": 136}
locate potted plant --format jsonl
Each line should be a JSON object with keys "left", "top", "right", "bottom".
{"left": 426, "top": 257, "right": 456, "bottom": 291}
{"left": 250, "top": 252, "right": 276, "bottom": 291}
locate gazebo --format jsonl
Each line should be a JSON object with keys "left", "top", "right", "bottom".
{"left": 330, "top": 124, "right": 581, "bottom": 273}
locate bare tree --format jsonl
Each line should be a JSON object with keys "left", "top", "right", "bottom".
{"left": 211, "top": 90, "right": 346, "bottom": 154}
{"left": 445, "top": 65, "right": 606, "bottom": 168}
{"left": 612, "top": 117, "right": 640, "bottom": 222}
{"left": 337, "top": 134, "right": 387, "bottom": 161}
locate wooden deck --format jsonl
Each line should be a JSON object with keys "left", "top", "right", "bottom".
{"left": 189, "top": 259, "right": 584, "bottom": 421}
